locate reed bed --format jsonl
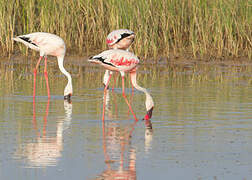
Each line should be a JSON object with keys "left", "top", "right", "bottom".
{"left": 0, "top": 0, "right": 251, "bottom": 60}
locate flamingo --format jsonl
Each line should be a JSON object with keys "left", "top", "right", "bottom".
{"left": 89, "top": 49, "right": 154, "bottom": 121}
{"left": 13, "top": 32, "right": 72, "bottom": 100}
{"left": 103, "top": 29, "right": 135, "bottom": 88}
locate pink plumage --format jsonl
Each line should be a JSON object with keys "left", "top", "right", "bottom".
{"left": 103, "top": 29, "right": 135, "bottom": 87}
{"left": 89, "top": 49, "right": 154, "bottom": 121}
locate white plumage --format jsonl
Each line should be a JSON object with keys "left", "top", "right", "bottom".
{"left": 106, "top": 29, "right": 135, "bottom": 48}
{"left": 13, "top": 32, "right": 72, "bottom": 100}
{"left": 103, "top": 29, "right": 135, "bottom": 87}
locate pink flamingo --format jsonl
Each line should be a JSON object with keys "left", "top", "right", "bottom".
{"left": 13, "top": 32, "right": 72, "bottom": 100}
{"left": 89, "top": 49, "right": 154, "bottom": 121}
{"left": 103, "top": 29, "right": 135, "bottom": 87}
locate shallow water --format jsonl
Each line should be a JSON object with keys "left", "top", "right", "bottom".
{"left": 0, "top": 57, "right": 252, "bottom": 180}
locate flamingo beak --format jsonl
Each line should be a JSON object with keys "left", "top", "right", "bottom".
{"left": 64, "top": 93, "right": 72, "bottom": 103}
{"left": 143, "top": 107, "right": 154, "bottom": 121}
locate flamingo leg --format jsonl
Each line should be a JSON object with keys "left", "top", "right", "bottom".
{"left": 44, "top": 56, "right": 51, "bottom": 99}
{"left": 112, "top": 72, "right": 117, "bottom": 92}
{"left": 102, "top": 73, "right": 112, "bottom": 121}
{"left": 121, "top": 76, "right": 138, "bottom": 121}
{"left": 130, "top": 75, "right": 134, "bottom": 96}
{"left": 33, "top": 56, "right": 43, "bottom": 99}
{"left": 127, "top": 75, "right": 134, "bottom": 116}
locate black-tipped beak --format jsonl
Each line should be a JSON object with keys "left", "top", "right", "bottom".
{"left": 64, "top": 94, "right": 72, "bottom": 103}
{"left": 143, "top": 107, "right": 154, "bottom": 120}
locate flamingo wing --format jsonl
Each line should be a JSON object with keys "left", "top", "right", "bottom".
{"left": 89, "top": 52, "right": 116, "bottom": 67}
{"left": 13, "top": 32, "right": 65, "bottom": 57}
{"left": 89, "top": 49, "right": 139, "bottom": 71}
{"left": 13, "top": 34, "right": 40, "bottom": 52}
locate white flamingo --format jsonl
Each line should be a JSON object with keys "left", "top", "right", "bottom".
{"left": 13, "top": 32, "right": 72, "bottom": 100}
{"left": 103, "top": 29, "right": 135, "bottom": 88}
{"left": 89, "top": 49, "right": 154, "bottom": 121}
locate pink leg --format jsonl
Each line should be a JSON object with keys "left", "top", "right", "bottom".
{"left": 122, "top": 76, "right": 138, "bottom": 121}
{"left": 112, "top": 72, "right": 117, "bottom": 92}
{"left": 127, "top": 75, "right": 134, "bottom": 116}
{"left": 130, "top": 75, "right": 134, "bottom": 96}
{"left": 102, "top": 73, "right": 112, "bottom": 121}
{"left": 33, "top": 56, "right": 43, "bottom": 99}
{"left": 44, "top": 57, "right": 50, "bottom": 99}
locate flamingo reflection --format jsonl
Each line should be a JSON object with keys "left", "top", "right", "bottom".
{"left": 97, "top": 119, "right": 138, "bottom": 179}
{"left": 15, "top": 99, "right": 72, "bottom": 168}
{"left": 93, "top": 93, "right": 153, "bottom": 180}
{"left": 103, "top": 88, "right": 120, "bottom": 120}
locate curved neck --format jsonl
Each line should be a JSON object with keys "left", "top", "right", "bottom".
{"left": 57, "top": 56, "right": 73, "bottom": 95}
{"left": 130, "top": 71, "right": 154, "bottom": 110}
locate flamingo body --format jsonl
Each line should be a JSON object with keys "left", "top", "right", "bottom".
{"left": 13, "top": 32, "right": 72, "bottom": 100}
{"left": 89, "top": 49, "right": 154, "bottom": 120}
{"left": 104, "top": 29, "right": 135, "bottom": 87}
{"left": 13, "top": 32, "right": 65, "bottom": 57}
{"left": 89, "top": 49, "right": 139, "bottom": 73}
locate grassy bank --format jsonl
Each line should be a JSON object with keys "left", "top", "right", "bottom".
{"left": 0, "top": 0, "right": 251, "bottom": 60}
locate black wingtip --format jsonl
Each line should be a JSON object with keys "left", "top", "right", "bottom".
{"left": 19, "top": 36, "right": 38, "bottom": 47}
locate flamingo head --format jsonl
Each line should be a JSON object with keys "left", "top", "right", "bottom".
{"left": 143, "top": 106, "right": 154, "bottom": 121}
{"left": 64, "top": 82, "right": 72, "bottom": 102}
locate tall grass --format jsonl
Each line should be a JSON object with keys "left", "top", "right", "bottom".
{"left": 0, "top": 0, "right": 251, "bottom": 59}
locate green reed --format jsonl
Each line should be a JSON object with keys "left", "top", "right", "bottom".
{"left": 0, "top": 0, "right": 251, "bottom": 59}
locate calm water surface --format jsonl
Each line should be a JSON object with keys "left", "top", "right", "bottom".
{"left": 0, "top": 57, "right": 252, "bottom": 180}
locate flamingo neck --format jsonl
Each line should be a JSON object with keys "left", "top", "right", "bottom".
{"left": 130, "top": 71, "right": 154, "bottom": 111}
{"left": 57, "top": 56, "right": 73, "bottom": 96}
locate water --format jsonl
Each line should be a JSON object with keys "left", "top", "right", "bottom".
{"left": 0, "top": 57, "right": 252, "bottom": 180}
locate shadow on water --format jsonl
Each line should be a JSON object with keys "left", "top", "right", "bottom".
{"left": 0, "top": 56, "right": 252, "bottom": 179}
